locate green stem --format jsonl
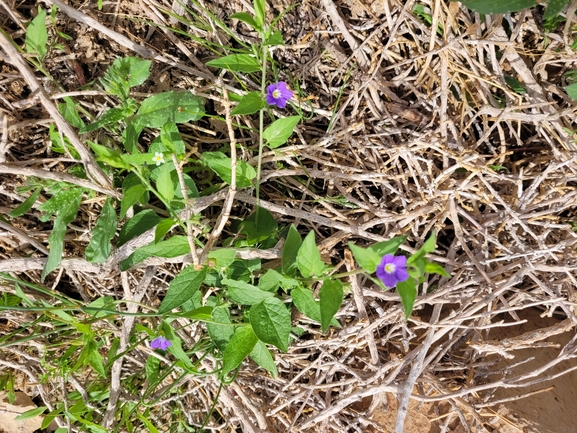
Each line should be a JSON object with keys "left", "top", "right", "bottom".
{"left": 256, "top": 43, "right": 269, "bottom": 218}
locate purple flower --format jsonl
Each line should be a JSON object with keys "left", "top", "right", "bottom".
{"left": 376, "top": 255, "right": 409, "bottom": 288}
{"left": 266, "top": 82, "right": 293, "bottom": 109}
{"left": 150, "top": 336, "right": 171, "bottom": 351}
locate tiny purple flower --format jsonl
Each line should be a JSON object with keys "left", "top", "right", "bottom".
{"left": 150, "top": 336, "right": 171, "bottom": 351}
{"left": 376, "top": 254, "right": 409, "bottom": 288}
{"left": 266, "top": 82, "right": 293, "bottom": 109}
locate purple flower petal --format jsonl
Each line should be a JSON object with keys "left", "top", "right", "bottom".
{"left": 151, "top": 336, "right": 171, "bottom": 351}
{"left": 266, "top": 81, "right": 293, "bottom": 109}
{"left": 376, "top": 254, "right": 409, "bottom": 288}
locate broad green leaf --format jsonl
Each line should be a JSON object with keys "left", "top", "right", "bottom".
{"left": 134, "top": 91, "right": 205, "bottom": 128}
{"left": 319, "top": 279, "right": 343, "bottom": 333}
{"left": 227, "top": 258, "right": 261, "bottom": 282}
{"left": 156, "top": 162, "right": 175, "bottom": 202}
{"left": 79, "top": 107, "right": 126, "bottom": 133}
{"left": 117, "top": 209, "right": 159, "bottom": 246}
{"left": 206, "top": 54, "right": 261, "bottom": 73}
{"left": 424, "top": 261, "right": 450, "bottom": 278}
{"left": 9, "top": 188, "right": 40, "bottom": 218}
{"left": 160, "top": 121, "right": 185, "bottom": 156}
{"left": 265, "top": 30, "right": 284, "bottom": 46}
{"left": 58, "top": 97, "right": 85, "bottom": 129}
{"left": 230, "top": 12, "right": 259, "bottom": 30}
{"left": 407, "top": 232, "right": 436, "bottom": 265}
{"left": 396, "top": 278, "right": 417, "bottom": 319}
{"left": 262, "top": 116, "right": 301, "bottom": 149}
{"left": 41, "top": 189, "right": 82, "bottom": 281}
{"left": 291, "top": 286, "right": 320, "bottom": 321}
{"left": 207, "top": 306, "right": 234, "bottom": 352}
{"left": 207, "top": 249, "right": 237, "bottom": 269}
{"left": 239, "top": 207, "right": 278, "bottom": 245}
{"left": 348, "top": 242, "right": 382, "bottom": 273}
{"left": 85, "top": 198, "right": 117, "bottom": 263}
{"left": 223, "top": 278, "right": 275, "bottom": 305}
{"left": 203, "top": 151, "right": 256, "bottom": 188}
{"left": 26, "top": 8, "right": 47, "bottom": 61}
{"left": 250, "top": 298, "right": 291, "bottom": 352}
{"left": 154, "top": 217, "right": 176, "bottom": 243}
{"left": 253, "top": 0, "right": 265, "bottom": 30}
{"left": 145, "top": 354, "right": 161, "bottom": 383}
{"left": 504, "top": 76, "right": 527, "bottom": 94}
{"left": 296, "top": 231, "right": 325, "bottom": 277}
{"left": 174, "top": 306, "right": 213, "bottom": 320}
{"left": 137, "top": 414, "right": 160, "bottom": 433}
{"left": 41, "top": 409, "right": 62, "bottom": 430}
{"left": 453, "top": 0, "right": 538, "bottom": 14}
{"left": 121, "top": 152, "right": 162, "bottom": 166}
{"left": 88, "top": 341, "right": 106, "bottom": 377}
{"left": 37, "top": 188, "right": 80, "bottom": 221}
{"left": 258, "top": 269, "right": 298, "bottom": 292}
{"left": 120, "top": 173, "right": 146, "bottom": 219}
{"left": 161, "top": 321, "right": 195, "bottom": 371}
{"left": 158, "top": 266, "right": 207, "bottom": 313}
{"left": 222, "top": 325, "right": 258, "bottom": 377}
{"left": 14, "top": 406, "right": 47, "bottom": 421}
{"left": 101, "top": 57, "right": 151, "bottom": 100}
{"left": 565, "top": 82, "right": 577, "bottom": 101}
{"left": 89, "top": 142, "right": 130, "bottom": 170}
{"left": 124, "top": 235, "right": 190, "bottom": 270}
{"left": 543, "top": 0, "right": 569, "bottom": 20}
{"left": 369, "top": 235, "right": 407, "bottom": 257}
{"left": 231, "top": 91, "right": 264, "bottom": 115}
{"left": 282, "top": 224, "right": 302, "bottom": 277}
{"left": 249, "top": 339, "right": 278, "bottom": 378}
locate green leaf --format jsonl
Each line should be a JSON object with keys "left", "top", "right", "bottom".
{"left": 203, "top": 151, "right": 256, "bottom": 188}
{"left": 543, "top": 0, "right": 569, "bottom": 20}
{"left": 253, "top": 0, "right": 265, "bottom": 30}
{"left": 134, "top": 91, "right": 205, "bottom": 129}
{"left": 118, "top": 209, "right": 160, "bottom": 246}
{"left": 265, "top": 30, "right": 284, "bottom": 46}
{"left": 160, "top": 121, "right": 185, "bottom": 156}
{"left": 230, "top": 12, "right": 259, "bottom": 30}
{"left": 504, "top": 75, "right": 527, "bottom": 94}
{"left": 101, "top": 57, "right": 151, "bottom": 99}
{"left": 161, "top": 321, "right": 195, "bottom": 371}
{"left": 206, "top": 54, "right": 261, "bottom": 73}
{"left": 208, "top": 249, "right": 237, "bottom": 269}
{"left": 249, "top": 339, "right": 278, "bottom": 378}
{"left": 80, "top": 107, "right": 126, "bottom": 133}
{"left": 258, "top": 269, "right": 298, "bottom": 292}
{"left": 231, "top": 91, "right": 264, "bottom": 115}
{"left": 156, "top": 162, "right": 175, "bottom": 202}
{"left": 41, "top": 189, "right": 82, "bottom": 281}
{"left": 262, "top": 116, "right": 301, "bottom": 149}
{"left": 407, "top": 232, "right": 436, "bottom": 265}
{"left": 26, "top": 8, "right": 47, "bottom": 61}
{"left": 120, "top": 173, "right": 146, "bottom": 219}
{"left": 223, "top": 278, "right": 275, "bottom": 305}
{"left": 239, "top": 207, "right": 278, "bottom": 245}
{"left": 154, "top": 217, "right": 176, "bottom": 243}
{"left": 565, "top": 82, "right": 577, "bottom": 101}
{"left": 282, "top": 224, "right": 302, "bottom": 277}
{"left": 137, "top": 414, "right": 160, "bottom": 433}
{"left": 9, "top": 188, "right": 40, "bottom": 218}
{"left": 222, "top": 325, "right": 258, "bottom": 377}
{"left": 89, "top": 142, "right": 130, "bottom": 170}
{"left": 250, "top": 298, "right": 291, "bottom": 352}
{"left": 88, "top": 340, "right": 106, "bottom": 377}
{"left": 291, "top": 286, "right": 320, "bottom": 321}
{"left": 369, "top": 236, "right": 407, "bottom": 257}
{"left": 174, "top": 306, "right": 213, "bottom": 320}
{"left": 454, "top": 0, "right": 538, "bottom": 14}
{"left": 296, "top": 231, "right": 325, "bottom": 277}
{"left": 14, "top": 406, "right": 47, "bottom": 421}
{"left": 85, "top": 198, "right": 117, "bottom": 263}
{"left": 424, "top": 261, "right": 450, "bottom": 278}
{"left": 348, "top": 242, "right": 382, "bottom": 274}
{"left": 158, "top": 266, "right": 207, "bottom": 313}
{"left": 319, "top": 279, "right": 343, "bottom": 333}
{"left": 58, "top": 97, "right": 85, "bottom": 129}
{"left": 124, "top": 235, "right": 190, "bottom": 269}
{"left": 207, "top": 306, "right": 234, "bottom": 352}
{"left": 396, "top": 278, "right": 417, "bottom": 319}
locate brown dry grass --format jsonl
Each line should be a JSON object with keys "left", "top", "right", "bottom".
{"left": 1, "top": 0, "right": 577, "bottom": 432}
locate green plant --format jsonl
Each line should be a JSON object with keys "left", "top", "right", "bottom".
{"left": 452, "top": 0, "right": 570, "bottom": 20}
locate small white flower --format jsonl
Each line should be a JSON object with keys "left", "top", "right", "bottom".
{"left": 153, "top": 152, "right": 165, "bottom": 166}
